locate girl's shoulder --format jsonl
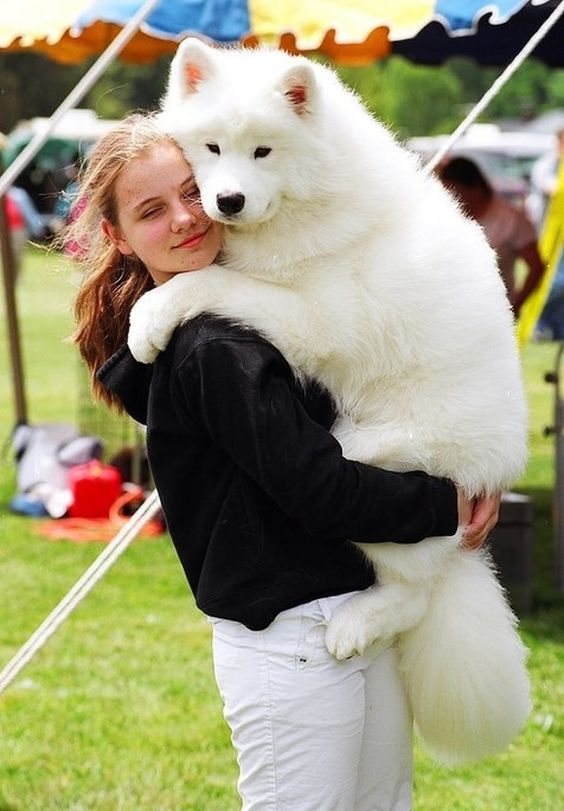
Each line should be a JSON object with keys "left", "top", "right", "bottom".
{"left": 169, "top": 313, "right": 282, "bottom": 364}
{"left": 166, "top": 315, "right": 336, "bottom": 428}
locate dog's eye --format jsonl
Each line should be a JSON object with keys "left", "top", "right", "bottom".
{"left": 254, "top": 147, "right": 271, "bottom": 159}
{"left": 206, "top": 143, "right": 220, "bottom": 155}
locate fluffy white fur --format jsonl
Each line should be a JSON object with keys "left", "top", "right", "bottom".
{"left": 128, "top": 39, "right": 531, "bottom": 763}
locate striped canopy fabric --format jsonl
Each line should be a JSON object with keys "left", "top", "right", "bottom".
{"left": 1, "top": 0, "right": 561, "bottom": 65}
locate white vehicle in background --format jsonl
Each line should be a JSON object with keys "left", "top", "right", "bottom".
{"left": 4, "top": 109, "right": 119, "bottom": 236}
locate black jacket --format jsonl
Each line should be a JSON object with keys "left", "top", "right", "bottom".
{"left": 98, "top": 315, "right": 458, "bottom": 630}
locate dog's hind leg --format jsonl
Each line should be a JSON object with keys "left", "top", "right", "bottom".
{"left": 325, "top": 580, "right": 430, "bottom": 660}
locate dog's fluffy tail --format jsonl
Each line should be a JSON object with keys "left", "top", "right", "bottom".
{"left": 397, "top": 548, "right": 531, "bottom": 764}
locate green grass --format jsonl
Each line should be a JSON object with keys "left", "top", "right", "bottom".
{"left": 0, "top": 247, "right": 563, "bottom": 810}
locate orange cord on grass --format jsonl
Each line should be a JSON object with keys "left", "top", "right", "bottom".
{"left": 35, "top": 488, "right": 165, "bottom": 543}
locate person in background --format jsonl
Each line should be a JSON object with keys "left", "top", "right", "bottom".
{"left": 52, "top": 153, "right": 82, "bottom": 235}
{"left": 536, "top": 255, "right": 564, "bottom": 340}
{"left": 439, "top": 156, "right": 545, "bottom": 318}
{"left": 4, "top": 190, "right": 27, "bottom": 278}
{"left": 9, "top": 186, "right": 47, "bottom": 242}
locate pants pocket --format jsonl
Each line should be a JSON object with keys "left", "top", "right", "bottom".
{"left": 292, "top": 599, "right": 336, "bottom": 670}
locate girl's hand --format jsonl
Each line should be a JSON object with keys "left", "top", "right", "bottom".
{"left": 457, "top": 491, "right": 501, "bottom": 551}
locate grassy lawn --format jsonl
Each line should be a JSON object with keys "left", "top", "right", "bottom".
{"left": 0, "top": 247, "right": 563, "bottom": 810}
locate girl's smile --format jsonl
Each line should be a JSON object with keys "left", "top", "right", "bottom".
{"left": 174, "top": 228, "right": 211, "bottom": 249}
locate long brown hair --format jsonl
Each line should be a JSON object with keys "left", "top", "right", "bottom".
{"left": 70, "top": 113, "right": 177, "bottom": 408}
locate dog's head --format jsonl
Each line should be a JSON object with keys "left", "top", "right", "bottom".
{"left": 160, "top": 39, "right": 330, "bottom": 227}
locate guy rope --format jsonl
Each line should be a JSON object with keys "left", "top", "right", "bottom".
{"left": 0, "top": 490, "right": 161, "bottom": 695}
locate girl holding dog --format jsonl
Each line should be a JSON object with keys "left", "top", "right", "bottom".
{"left": 72, "top": 113, "right": 499, "bottom": 811}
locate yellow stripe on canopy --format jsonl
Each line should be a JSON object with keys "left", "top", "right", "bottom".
{"left": 248, "top": 0, "right": 435, "bottom": 47}
{"left": 0, "top": 0, "right": 91, "bottom": 47}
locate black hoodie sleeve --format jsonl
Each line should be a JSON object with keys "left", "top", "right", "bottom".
{"left": 97, "top": 345, "right": 153, "bottom": 426}
{"left": 172, "top": 332, "right": 458, "bottom": 544}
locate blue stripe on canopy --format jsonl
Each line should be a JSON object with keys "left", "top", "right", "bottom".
{"left": 75, "top": 0, "right": 250, "bottom": 42}
{"left": 435, "top": 0, "right": 531, "bottom": 31}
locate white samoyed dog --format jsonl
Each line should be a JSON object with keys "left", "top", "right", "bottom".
{"left": 128, "top": 38, "right": 531, "bottom": 764}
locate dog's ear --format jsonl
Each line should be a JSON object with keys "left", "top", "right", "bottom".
{"left": 277, "top": 63, "right": 317, "bottom": 116}
{"left": 166, "top": 37, "right": 217, "bottom": 102}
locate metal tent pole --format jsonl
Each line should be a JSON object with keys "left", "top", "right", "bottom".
{"left": 0, "top": 184, "right": 27, "bottom": 425}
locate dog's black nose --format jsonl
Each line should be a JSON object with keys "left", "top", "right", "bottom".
{"left": 217, "top": 192, "right": 245, "bottom": 216}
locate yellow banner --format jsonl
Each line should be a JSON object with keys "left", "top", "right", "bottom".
{"left": 517, "top": 160, "right": 564, "bottom": 346}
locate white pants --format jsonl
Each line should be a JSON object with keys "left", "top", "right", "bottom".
{"left": 210, "top": 592, "right": 413, "bottom": 811}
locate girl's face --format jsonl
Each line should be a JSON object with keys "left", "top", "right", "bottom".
{"left": 102, "top": 141, "right": 223, "bottom": 285}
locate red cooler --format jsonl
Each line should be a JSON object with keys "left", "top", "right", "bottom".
{"left": 68, "top": 460, "right": 123, "bottom": 518}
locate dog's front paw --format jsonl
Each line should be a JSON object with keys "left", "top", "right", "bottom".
{"left": 128, "top": 325, "right": 161, "bottom": 364}
{"left": 325, "top": 602, "right": 380, "bottom": 660}
{"left": 128, "top": 291, "right": 178, "bottom": 364}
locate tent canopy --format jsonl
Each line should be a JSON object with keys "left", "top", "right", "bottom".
{"left": 395, "top": 0, "right": 564, "bottom": 66}
{"left": 1, "top": 0, "right": 561, "bottom": 66}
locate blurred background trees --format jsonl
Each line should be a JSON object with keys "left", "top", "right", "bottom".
{"left": 1, "top": 50, "right": 563, "bottom": 138}
{"left": 339, "top": 57, "right": 564, "bottom": 137}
